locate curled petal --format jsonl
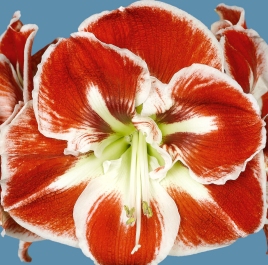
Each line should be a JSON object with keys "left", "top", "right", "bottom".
{"left": 18, "top": 241, "right": 32, "bottom": 263}
{"left": 0, "top": 54, "right": 23, "bottom": 125}
{"left": 160, "top": 152, "right": 266, "bottom": 255}
{"left": 0, "top": 101, "right": 129, "bottom": 246}
{"left": 0, "top": 11, "right": 38, "bottom": 102}
{"left": 261, "top": 92, "right": 268, "bottom": 118}
{"left": 74, "top": 149, "right": 180, "bottom": 265}
{"left": 79, "top": 1, "right": 223, "bottom": 83}
{"left": 214, "top": 4, "right": 247, "bottom": 29}
{"left": 211, "top": 20, "right": 232, "bottom": 39}
{"left": 264, "top": 225, "right": 268, "bottom": 255}
{"left": 33, "top": 32, "right": 150, "bottom": 156}
{"left": 219, "top": 26, "right": 268, "bottom": 101}
{"left": 141, "top": 77, "right": 172, "bottom": 117}
{"left": 0, "top": 205, "right": 42, "bottom": 242}
{"left": 156, "top": 64, "right": 265, "bottom": 184}
{"left": 132, "top": 114, "right": 162, "bottom": 145}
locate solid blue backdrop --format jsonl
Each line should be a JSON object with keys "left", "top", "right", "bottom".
{"left": 0, "top": 0, "right": 267, "bottom": 264}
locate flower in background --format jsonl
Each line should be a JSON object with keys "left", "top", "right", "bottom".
{"left": 0, "top": 11, "right": 42, "bottom": 263}
{"left": 211, "top": 4, "right": 268, "bottom": 254}
{"left": 0, "top": 1, "right": 267, "bottom": 264}
{"left": 0, "top": 11, "right": 60, "bottom": 262}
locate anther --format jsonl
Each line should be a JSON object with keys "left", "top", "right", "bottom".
{"left": 126, "top": 217, "right": 136, "bottom": 226}
{"left": 142, "top": 201, "right": 153, "bottom": 218}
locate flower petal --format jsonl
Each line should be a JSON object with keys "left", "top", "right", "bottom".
{"left": 18, "top": 241, "right": 32, "bottom": 263}
{"left": 211, "top": 20, "right": 232, "bottom": 37}
{"left": 0, "top": 205, "right": 42, "bottom": 242}
{"left": 132, "top": 114, "right": 162, "bottom": 145}
{"left": 264, "top": 225, "right": 268, "bottom": 254}
{"left": 33, "top": 32, "right": 150, "bottom": 156}
{"left": 31, "top": 38, "right": 60, "bottom": 77}
{"left": 79, "top": 1, "right": 223, "bottom": 83}
{"left": 261, "top": 92, "right": 268, "bottom": 117}
{"left": 74, "top": 149, "right": 180, "bottom": 265}
{"left": 219, "top": 26, "right": 268, "bottom": 101}
{"left": 0, "top": 11, "right": 38, "bottom": 103}
{"left": 214, "top": 4, "right": 247, "bottom": 29}
{"left": 156, "top": 64, "right": 265, "bottom": 184}
{"left": 0, "top": 101, "right": 129, "bottom": 246}
{"left": 141, "top": 77, "right": 172, "bottom": 117}
{"left": 160, "top": 151, "right": 266, "bottom": 255}
{"left": 0, "top": 54, "right": 23, "bottom": 125}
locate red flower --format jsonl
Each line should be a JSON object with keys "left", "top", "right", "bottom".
{"left": 212, "top": 3, "right": 268, "bottom": 255}
{"left": 0, "top": 11, "right": 59, "bottom": 262}
{"left": 0, "top": 2, "right": 267, "bottom": 264}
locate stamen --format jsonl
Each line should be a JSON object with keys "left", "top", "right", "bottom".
{"left": 124, "top": 205, "right": 129, "bottom": 216}
{"left": 128, "top": 207, "right": 135, "bottom": 218}
{"left": 132, "top": 131, "right": 142, "bottom": 254}
{"left": 129, "top": 132, "right": 138, "bottom": 209}
{"left": 142, "top": 201, "right": 149, "bottom": 215}
{"left": 126, "top": 217, "right": 136, "bottom": 226}
{"left": 124, "top": 130, "right": 153, "bottom": 255}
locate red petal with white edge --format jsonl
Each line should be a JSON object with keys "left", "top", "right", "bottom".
{"left": 33, "top": 32, "right": 149, "bottom": 156}
{"left": 219, "top": 26, "right": 268, "bottom": 100}
{"left": 211, "top": 20, "right": 232, "bottom": 39}
{"left": 215, "top": 4, "right": 247, "bottom": 29}
{"left": 156, "top": 64, "right": 265, "bottom": 184}
{"left": 0, "top": 11, "right": 38, "bottom": 102}
{"left": 79, "top": 1, "right": 223, "bottom": 84}
{"left": 0, "top": 101, "right": 130, "bottom": 246}
{"left": 0, "top": 54, "right": 23, "bottom": 125}
{"left": 261, "top": 92, "right": 268, "bottom": 118}
{"left": 31, "top": 38, "right": 60, "bottom": 77}
{"left": 132, "top": 114, "right": 162, "bottom": 145}
{"left": 160, "top": 152, "right": 266, "bottom": 255}
{"left": 18, "top": 241, "right": 32, "bottom": 263}
{"left": 141, "top": 77, "right": 172, "bottom": 117}
{"left": 74, "top": 149, "right": 179, "bottom": 265}
{"left": 0, "top": 205, "right": 42, "bottom": 242}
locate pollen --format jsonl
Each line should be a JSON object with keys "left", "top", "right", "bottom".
{"left": 142, "top": 201, "right": 153, "bottom": 218}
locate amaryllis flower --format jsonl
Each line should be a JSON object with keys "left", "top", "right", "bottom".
{"left": 0, "top": 1, "right": 267, "bottom": 264}
{"left": 0, "top": 11, "right": 60, "bottom": 262}
{"left": 211, "top": 3, "right": 268, "bottom": 254}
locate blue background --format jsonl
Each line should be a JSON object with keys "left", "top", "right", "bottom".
{"left": 0, "top": 0, "right": 268, "bottom": 264}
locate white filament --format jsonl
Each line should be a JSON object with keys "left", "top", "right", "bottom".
{"left": 129, "top": 132, "right": 138, "bottom": 209}
{"left": 130, "top": 131, "right": 152, "bottom": 254}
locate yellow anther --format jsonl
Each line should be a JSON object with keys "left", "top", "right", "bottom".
{"left": 124, "top": 205, "right": 130, "bottom": 216}
{"left": 126, "top": 217, "right": 136, "bottom": 226}
{"left": 129, "top": 207, "right": 135, "bottom": 217}
{"left": 124, "top": 205, "right": 135, "bottom": 218}
{"left": 142, "top": 201, "right": 153, "bottom": 218}
{"left": 148, "top": 206, "right": 153, "bottom": 218}
{"left": 142, "top": 201, "right": 149, "bottom": 215}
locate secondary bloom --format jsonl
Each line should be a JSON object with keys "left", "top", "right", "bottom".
{"left": 0, "top": 11, "right": 43, "bottom": 262}
{"left": 0, "top": 11, "right": 59, "bottom": 262}
{"left": 211, "top": 3, "right": 268, "bottom": 254}
{"left": 0, "top": 1, "right": 267, "bottom": 264}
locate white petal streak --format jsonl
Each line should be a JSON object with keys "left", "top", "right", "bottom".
{"left": 159, "top": 116, "right": 218, "bottom": 136}
{"left": 87, "top": 84, "right": 134, "bottom": 134}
